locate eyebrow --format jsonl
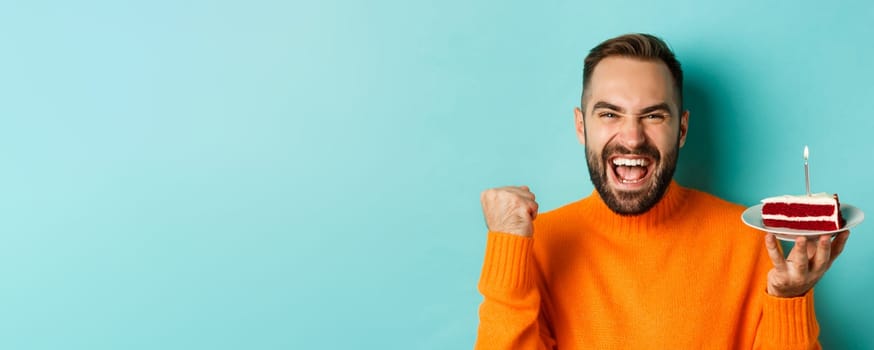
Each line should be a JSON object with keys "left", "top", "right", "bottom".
{"left": 639, "top": 103, "right": 672, "bottom": 115}
{"left": 592, "top": 101, "right": 625, "bottom": 113}
{"left": 591, "top": 101, "right": 672, "bottom": 115}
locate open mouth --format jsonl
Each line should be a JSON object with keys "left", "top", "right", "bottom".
{"left": 609, "top": 156, "right": 655, "bottom": 186}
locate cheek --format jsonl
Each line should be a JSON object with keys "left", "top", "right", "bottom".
{"left": 586, "top": 126, "right": 616, "bottom": 150}
{"left": 646, "top": 126, "right": 680, "bottom": 149}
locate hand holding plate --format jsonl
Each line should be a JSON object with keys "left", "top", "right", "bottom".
{"left": 764, "top": 231, "right": 850, "bottom": 297}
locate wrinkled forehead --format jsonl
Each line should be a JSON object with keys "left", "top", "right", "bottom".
{"left": 584, "top": 57, "right": 680, "bottom": 114}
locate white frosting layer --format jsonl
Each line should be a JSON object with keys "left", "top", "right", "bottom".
{"left": 762, "top": 214, "right": 838, "bottom": 222}
{"left": 760, "top": 193, "right": 836, "bottom": 205}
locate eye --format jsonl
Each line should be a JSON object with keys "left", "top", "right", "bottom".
{"left": 644, "top": 114, "right": 666, "bottom": 121}
{"left": 600, "top": 112, "right": 618, "bottom": 119}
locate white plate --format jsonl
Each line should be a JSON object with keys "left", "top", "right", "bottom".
{"left": 741, "top": 203, "right": 864, "bottom": 241}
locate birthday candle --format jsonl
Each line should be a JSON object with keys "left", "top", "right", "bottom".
{"left": 804, "top": 145, "right": 810, "bottom": 196}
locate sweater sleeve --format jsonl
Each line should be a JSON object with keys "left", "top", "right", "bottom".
{"left": 475, "top": 232, "right": 556, "bottom": 350}
{"left": 753, "top": 289, "right": 821, "bottom": 350}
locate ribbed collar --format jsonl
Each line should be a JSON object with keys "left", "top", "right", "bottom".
{"left": 582, "top": 181, "right": 688, "bottom": 234}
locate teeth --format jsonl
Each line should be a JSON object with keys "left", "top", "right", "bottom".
{"left": 612, "top": 158, "right": 649, "bottom": 167}
{"left": 621, "top": 177, "right": 645, "bottom": 184}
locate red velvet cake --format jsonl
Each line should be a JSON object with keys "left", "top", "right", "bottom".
{"left": 761, "top": 193, "right": 845, "bottom": 231}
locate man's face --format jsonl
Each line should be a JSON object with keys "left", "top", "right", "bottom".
{"left": 574, "top": 56, "right": 689, "bottom": 215}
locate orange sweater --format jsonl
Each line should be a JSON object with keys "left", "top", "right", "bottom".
{"left": 476, "top": 182, "right": 820, "bottom": 349}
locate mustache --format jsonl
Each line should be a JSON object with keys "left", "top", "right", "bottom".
{"left": 601, "top": 143, "right": 661, "bottom": 163}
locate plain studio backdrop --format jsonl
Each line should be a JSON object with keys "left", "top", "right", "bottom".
{"left": 1, "top": 0, "right": 872, "bottom": 349}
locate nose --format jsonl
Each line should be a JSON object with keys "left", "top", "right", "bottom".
{"left": 617, "top": 117, "right": 646, "bottom": 149}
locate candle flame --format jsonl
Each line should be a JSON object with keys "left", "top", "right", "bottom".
{"left": 803, "top": 145, "right": 809, "bottom": 161}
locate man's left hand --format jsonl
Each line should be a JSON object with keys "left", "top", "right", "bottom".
{"left": 764, "top": 231, "right": 850, "bottom": 298}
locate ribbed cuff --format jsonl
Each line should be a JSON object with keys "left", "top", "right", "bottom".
{"left": 761, "top": 289, "right": 820, "bottom": 345}
{"left": 478, "top": 231, "right": 534, "bottom": 295}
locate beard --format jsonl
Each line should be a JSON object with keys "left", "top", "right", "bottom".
{"left": 586, "top": 138, "right": 680, "bottom": 216}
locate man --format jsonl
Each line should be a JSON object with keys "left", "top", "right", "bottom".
{"left": 475, "top": 33, "right": 849, "bottom": 349}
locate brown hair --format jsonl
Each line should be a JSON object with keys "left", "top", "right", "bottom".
{"left": 581, "top": 33, "right": 683, "bottom": 110}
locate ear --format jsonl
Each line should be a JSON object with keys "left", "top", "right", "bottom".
{"left": 678, "top": 109, "right": 690, "bottom": 148}
{"left": 574, "top": 107, "right": 585, "bottom": 145}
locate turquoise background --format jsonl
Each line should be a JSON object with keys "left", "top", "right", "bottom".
{"left": 1, "top": 0, "right": 871, "bottom": 349}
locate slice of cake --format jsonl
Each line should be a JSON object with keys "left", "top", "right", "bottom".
{"left": 761, "top": 193, "right": 845, "bottom": 231}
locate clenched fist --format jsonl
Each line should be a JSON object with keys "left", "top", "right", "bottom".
{"left": 480, "top": 186, "right": 539, "bottom": 237}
